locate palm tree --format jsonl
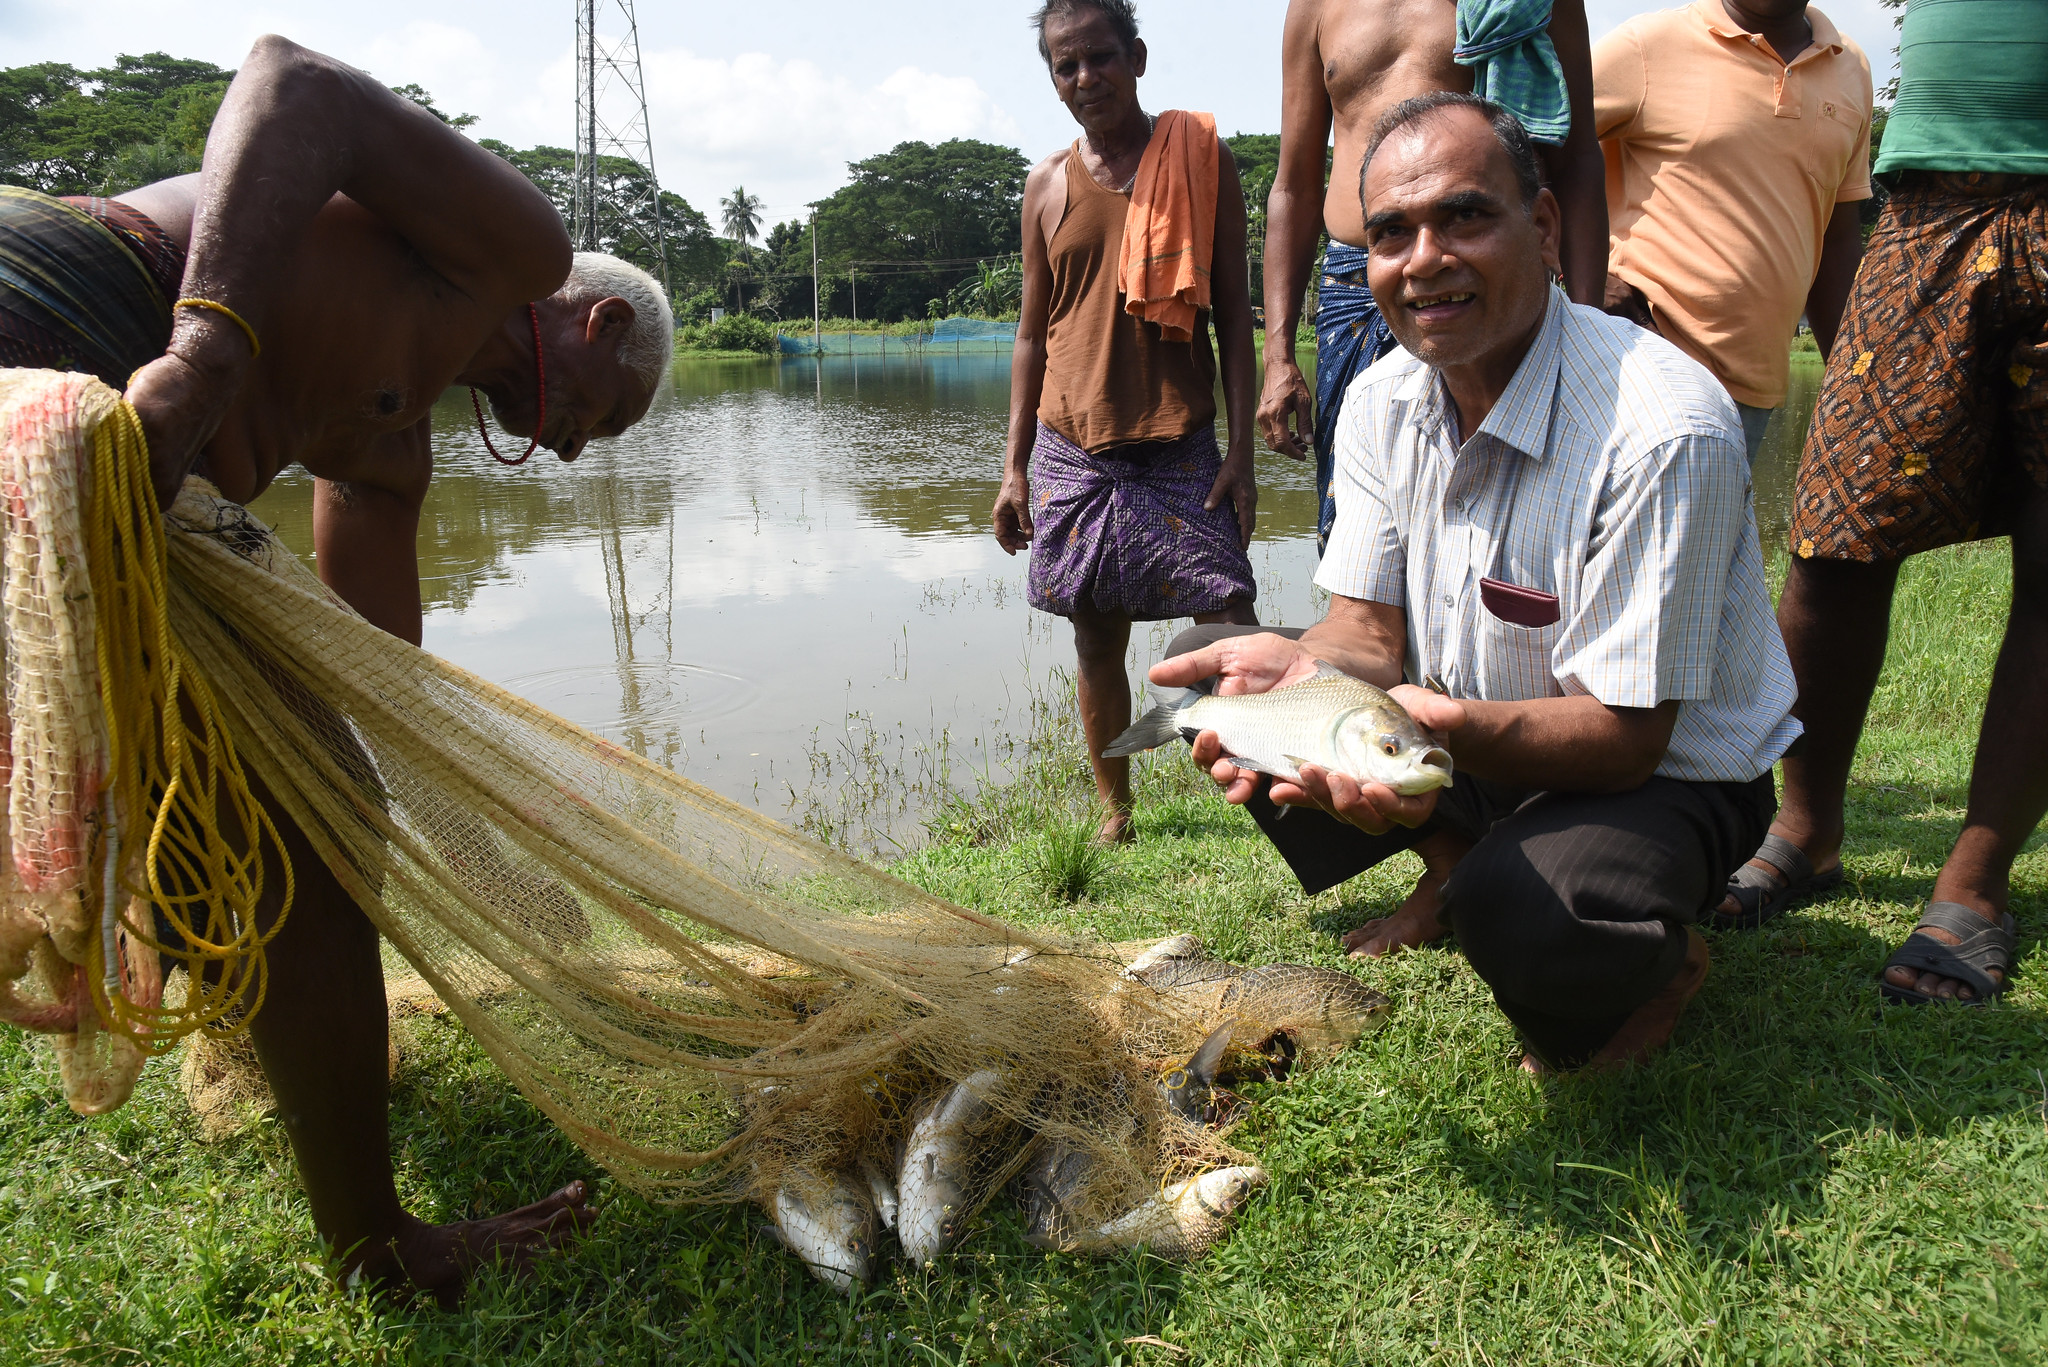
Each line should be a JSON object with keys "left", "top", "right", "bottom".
{"left": 719, "top": 187, "right": 764, "bottom": 249}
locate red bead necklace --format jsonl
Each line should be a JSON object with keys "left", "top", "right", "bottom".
{"left": 470, "top": 304, "right": 547, "bottom": 466}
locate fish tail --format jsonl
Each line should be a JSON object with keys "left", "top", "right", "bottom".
{"left": 1101, "top": 687, "right": 1198, "bottom": 758}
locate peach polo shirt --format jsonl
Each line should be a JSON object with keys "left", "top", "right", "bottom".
{"left": 1594, "top": 2, "right": 1872, "bottom": 409}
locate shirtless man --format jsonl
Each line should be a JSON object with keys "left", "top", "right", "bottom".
{"left": 0, "top": 36, "right": 669, "bottom": 1301}
{"left": 1255, "top": 0, "right": 1606, "bottom": 960}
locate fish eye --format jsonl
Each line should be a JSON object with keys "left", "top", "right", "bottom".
{"left": 1378, "top": 734, "right": 1401, "bottom": 757}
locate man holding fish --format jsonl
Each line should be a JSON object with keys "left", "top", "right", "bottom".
{"left": 1118, "top": 93, "right": 1800, "bottom": 1074}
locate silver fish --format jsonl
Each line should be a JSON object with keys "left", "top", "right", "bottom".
{"left": 897, "top": 1070, "right": 1000, "bottom": 1268}
{"left": 769, "top": 1172, "right": 877, "bottom": 1293}
{"left": 1122, "top": 934, "right": 1204, "bottom": 980}
{"left": 1102, "top": 662, "right": 1453, "bottom": 795}
{"left": 858, "top": 1154, "right": 899, "bottom": 1232}
{"left": 1016, "top": 1139, "right": 1096, "bottom": 1250}
{"left": 1070, "top": 1165, "right": 1269, "bottom": 1259}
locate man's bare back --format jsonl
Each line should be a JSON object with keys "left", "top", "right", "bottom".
{"left": 120, "top": 177, "right": 514, "bottom": 506}
{"left": 1301, "top": 0, "right": 1472, "bottom": 248}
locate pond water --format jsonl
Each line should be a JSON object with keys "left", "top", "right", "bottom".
{"left": 248, "top": 350, "right": 1823, "bottom": 849}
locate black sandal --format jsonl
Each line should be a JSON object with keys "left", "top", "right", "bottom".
{"left": 1712, "top": 833, "right": 1844, "bottom": 931}
{"left": 1879, "top": 902, "right": 2017, "bottom": 1006}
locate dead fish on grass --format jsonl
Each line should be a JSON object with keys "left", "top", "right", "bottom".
{"left": 1070, "top": 1166, "right": 1269, "bottom": 1259}
{"left": 1124, "top": 934, "right": 1393, "bottom": 1075}
{"left": 898, "top": 1070, "right": 1001, "bottom": 1268}
{"left": 1102, "top": 662, "right": 1453, "bottom": 794}
{"left": 1220, "top": 963, "right": 1392, "bottom": 1059}
{"left": 1016, "top": 1138, "right": 1099, "bottom": 1251}
{"left": 768, "top": 1172, "right": 878, "bottom": 1293}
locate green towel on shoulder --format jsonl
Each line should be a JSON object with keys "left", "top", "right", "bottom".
{"left": 1454, "top": 0, "right": 1570, "bottom": 146}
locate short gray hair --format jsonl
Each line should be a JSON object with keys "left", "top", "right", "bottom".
{"left": 558, "top": 252, "right": 674, "bottom": 388}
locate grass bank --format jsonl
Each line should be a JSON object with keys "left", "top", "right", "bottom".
{"left": 2, "top": 544, "right": 2043, "bottom": 1365}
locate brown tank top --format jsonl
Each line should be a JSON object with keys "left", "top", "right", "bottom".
{"left": 1037, "top": 146, "right": 1216, "bottom": 452}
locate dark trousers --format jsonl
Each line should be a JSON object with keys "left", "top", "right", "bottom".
{"left": 1165, "top": 625, "right": 1776, "bottom": 1069}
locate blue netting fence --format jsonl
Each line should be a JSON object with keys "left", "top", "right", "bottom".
{"left": 777, "top": 318, "right": 1017, "bottom": 356}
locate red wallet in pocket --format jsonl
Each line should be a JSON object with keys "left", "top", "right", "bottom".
{"left": 1479, "top": 576, "right": 1561, "bottom": 628}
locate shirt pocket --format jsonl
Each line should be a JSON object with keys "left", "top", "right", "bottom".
{"left": 1473, "top": 607, "right": 1565, "bottom": 702}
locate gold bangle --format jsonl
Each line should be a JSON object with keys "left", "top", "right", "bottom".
{"left": 173, "top": 298, "right": 262, "bottom": 359}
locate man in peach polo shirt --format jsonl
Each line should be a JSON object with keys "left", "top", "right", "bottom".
{"left": 1594, "top": 0, "right": 1872, "bottom": 462}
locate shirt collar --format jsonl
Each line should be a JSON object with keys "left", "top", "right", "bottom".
{"left": 1471, "top": 291, "right": 1564, "bottom": 461}
{"left": 1395, "top": 291, "right": 1565, "bottom": 461}
{"left": 1692, "top": 0, "right": 1844, "bottom": 57}
{"left": 1404, "top": 290, "right": 1562, "bottom": 461}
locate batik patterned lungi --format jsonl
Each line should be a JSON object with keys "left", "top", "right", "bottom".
{"left": 0, "top": 187, "right": 182, "bottom": 388}
{"left": 1313, "top": 242, "right": 1400, "bottom": 554}
{"left": 1790, "top": 173, "right": 2048, "bottom": 563}
{"left": 1026, "top": 420, "right": 1256, "bottom": 621}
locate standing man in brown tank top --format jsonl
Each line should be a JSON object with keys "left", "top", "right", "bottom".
{"left": 992, "top": 0, "right": 1261, "bottom": 845}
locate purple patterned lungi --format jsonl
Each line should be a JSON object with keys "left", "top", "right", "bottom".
{"left": 1025, "top": 420, "right": 1257, "bottom": 620}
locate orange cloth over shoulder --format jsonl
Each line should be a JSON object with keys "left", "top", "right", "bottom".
{"left": 1117, "top": 109, "right": 1218, "bottom": 344}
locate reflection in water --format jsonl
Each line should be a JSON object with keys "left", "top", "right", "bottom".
{"left": 247, "top": 350, "right": 1820, "bottom": 846}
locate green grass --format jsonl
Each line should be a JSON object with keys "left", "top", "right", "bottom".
{"left": 3, "top": 543, "right": 2044, "bottom": 1365}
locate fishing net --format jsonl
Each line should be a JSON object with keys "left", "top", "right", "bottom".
{"left": 0, "top": 367, "right": 1290, "bottom": 1238}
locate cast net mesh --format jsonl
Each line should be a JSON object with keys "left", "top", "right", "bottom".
{"left": 0, "top": 368, "right": 1275, "bottom": 1234}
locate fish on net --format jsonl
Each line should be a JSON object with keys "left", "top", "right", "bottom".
{"left": 0, "top": 368, "right": 1391, "bottom": 1284}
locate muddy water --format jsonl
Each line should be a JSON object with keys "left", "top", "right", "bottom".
{"left": 248, "top": 350, "right": 1821, "bottom": 848}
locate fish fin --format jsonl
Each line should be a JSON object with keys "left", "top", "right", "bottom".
{"left": 1102, "top": 693, "right": 1194, "bottom": 758}
{"left": 1280, "top": 754, "right": 1314, "bottom": 774}
{"left": 1217, "top": 753, "right": 1296, "bottom": 779}
{"left": 1308, "top": 660, "right": 1349, "bottom": 681}
{"left": 1187, "top": 1020, "right": 1234, "bottom": 1087}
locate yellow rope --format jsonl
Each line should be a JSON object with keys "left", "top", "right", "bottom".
{"left": 81, "top": 402, "right": 291, "bottom": 1049}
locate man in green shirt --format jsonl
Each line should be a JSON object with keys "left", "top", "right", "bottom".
{"left": 1719, "top": 0, "right": 2046, "bottom": 1006}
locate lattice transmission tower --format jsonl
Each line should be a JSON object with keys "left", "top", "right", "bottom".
{"left": 573, "top": 0, "right": 669, "bottom": 291}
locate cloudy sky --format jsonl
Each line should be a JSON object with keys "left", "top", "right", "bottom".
{"left": 6, "top": 0, "right": 1903, "bottom": 229}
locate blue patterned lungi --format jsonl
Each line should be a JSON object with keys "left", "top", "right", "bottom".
{"left": 1312, "top": 242, "right": 1400, "bottom": 554}
{"left": 1026, "top": 421, "right": 1256, "bottom": 621}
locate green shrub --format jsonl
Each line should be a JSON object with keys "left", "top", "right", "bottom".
{"left": 679, "top": 313, "right": 777, "bottom": 354}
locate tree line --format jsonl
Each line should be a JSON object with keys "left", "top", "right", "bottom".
{"left": 1, "top": 52, "right": 1282, "bottom": 324}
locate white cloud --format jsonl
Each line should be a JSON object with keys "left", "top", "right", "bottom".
{"left": 359, "top": 22, "right": 504, "bottom": 122}
{"left": 631, "top": 47, "right": 1022, "bottom": 220}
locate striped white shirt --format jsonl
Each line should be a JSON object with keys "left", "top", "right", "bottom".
{"left": 1315, "top": 294, "right": 1800, "bottom": 783}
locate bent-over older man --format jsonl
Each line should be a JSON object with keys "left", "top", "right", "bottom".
{"left": 1159, "top": 93, "right": 1799, "bottom": 1072}
{"left": 0, "top": 36, "right": 670, "bottom": 1300}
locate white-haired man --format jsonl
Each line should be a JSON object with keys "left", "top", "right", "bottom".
{"left": 0, "top": 37, "right": 668, "bottom": 1302}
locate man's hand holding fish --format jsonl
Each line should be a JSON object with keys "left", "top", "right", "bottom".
{"left": 1145, "top": 631, "right": 1458, "bottom": 836}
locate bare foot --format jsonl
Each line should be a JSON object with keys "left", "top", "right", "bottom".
{"left": 1342, "top": 828, "right": 1468, "bottom": 958}
{"left": 1096, "top": 807, "right": 1136, "bottom": 845}
{"left": 372, "top": 1180, "right": 599, "bottom": 1307}
{"left": 1521, "top": 928, "right": 1710, "bottom": 1076}
{"left": 1882, "top": 898, "right": 2006, "bottom": 1002}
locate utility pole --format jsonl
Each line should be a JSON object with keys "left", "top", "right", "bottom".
{"left": 573, "top": 0, "right": 668, "bottom": 291}
{"left": 850, "top": 267, "right": 858, "bottom": 327}
{"left": 811, "top": 210, "right": 820, "bottom": 353}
